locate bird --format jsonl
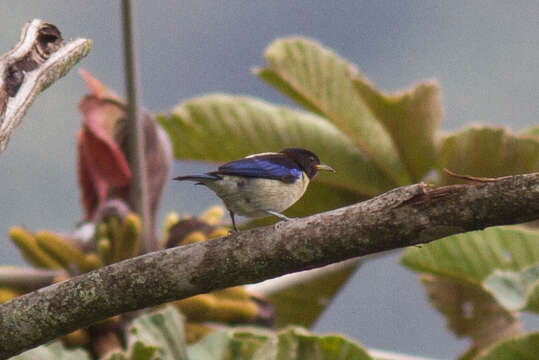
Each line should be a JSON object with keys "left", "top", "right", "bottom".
{"left": 173, "top": 148, "right": 335, "bottom": 232}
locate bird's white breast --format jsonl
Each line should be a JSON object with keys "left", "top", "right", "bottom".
{"left": 205, "top": 172, "right": 310, "bottom": 218}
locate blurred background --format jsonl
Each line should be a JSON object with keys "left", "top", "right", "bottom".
{"left": 1, "top": 1, "right": 537, "bottom": 358}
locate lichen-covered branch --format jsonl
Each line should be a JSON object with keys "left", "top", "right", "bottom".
{"left": 0, "top": 19, "right": 92, "bottom": 155}
{"left": 1, "top": 172, "right": 538, "bottom": 358}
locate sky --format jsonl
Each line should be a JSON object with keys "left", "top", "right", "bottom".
{"left": 0, "top": 1, "right": 538, "bottom": 358}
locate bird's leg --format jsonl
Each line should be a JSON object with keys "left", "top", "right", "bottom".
{"left": 265, "top": 210, "right": 292, "bottom": 221}
{"left": 229, "top": 210, "right": 239, "bottom": 232}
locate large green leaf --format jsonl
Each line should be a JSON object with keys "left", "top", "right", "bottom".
{"left": 420, "top": 275, "right": 520, "bottom": 359}
{"left": 401, "top": 227, "right": 539, "bottom": 285}
{"left": 353, "top": 77, "right": 442, "bottom": 181}
{"left": 483, "top": 264, "right": 539, "bottom": 313}
{"left": 12, "top": 341, "right": 90, "bottom": 360}
{"left": 105, "top": 306, "right": 188, "bottom": 360}
{"left": 248, "top": 259, "right": 359, "bottom": 328}
{"left": 158, "top": 94, "right": 392, "bottom": 196}
{"left": 187, "top": 326, "right": 372, "bottom": 360}
{"left": 438, "top": 127, "right": 539, "bottom": 185}
{"left": 256, "top": 37, "right": 411, "bottom": 186}
{"left": 476, "top": 332, "right": 539, "bottom": 360}
{"left": 401, "top": 228, "right": 539, "bottom": 356}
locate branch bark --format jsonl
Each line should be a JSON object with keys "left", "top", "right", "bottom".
{"left": 0, "top": 19, "right": 91, "bottom": 155}
{"left": 1, "top": 172, "right": 538, "bottom": 358}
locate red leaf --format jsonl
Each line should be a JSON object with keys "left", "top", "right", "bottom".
{"left": 76, "top": 70, "right": 171, "bottom": 221}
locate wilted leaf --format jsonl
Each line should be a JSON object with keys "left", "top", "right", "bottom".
{"left": 401, "top": 227, "right": 539, "bottom": 284}
{"left": 256, "top": 37, "right": 411, "bottom": 186}
{"left": 187, "top": 326, "right": 372, "bottom": 360}
{"left": 475, "top": 332, "right": 539, "bottom": 360}
{"left": 421, "top": 275, "right": 520, "bottom": 356}
{"left": 438, "top": 127, "right": 539, "bottom": 185}
{"left": 12, "top": 341, "right": 91, "bottom": 360}
{"left": 249, "top": 259, "right": 359, "bottom": 328}
{"left": 353, "top": 77, "right": 442, "bottom": 181}
{"left": 158, "top": 94, "right": 391, "bottom": 196}
{"left": 483, "top": 264, "right": 539, "bottom": 313}
{"left": 78, "top": 69, "right": 172, "bottom": 221}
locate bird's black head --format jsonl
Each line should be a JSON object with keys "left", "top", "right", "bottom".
{"left": 280, "top": 148, "right": 334, "bottom": 179}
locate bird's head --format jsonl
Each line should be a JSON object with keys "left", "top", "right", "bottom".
{"left": 280, "top": 148, "right": 335, "bottom": 179}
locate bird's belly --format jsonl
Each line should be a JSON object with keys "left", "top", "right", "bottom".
{"left": 206, "top": 175, "right": 309, "bottom": 218}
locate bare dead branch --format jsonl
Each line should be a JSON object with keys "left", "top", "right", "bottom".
{"left": 0, "top": 172, "right": 538, "bottom": 358}
{"left": 0, "top": 19, "right": 91, "bottom": 155}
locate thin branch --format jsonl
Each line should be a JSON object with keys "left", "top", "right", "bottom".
{"left": 0, "top": 172, "right": 538, "bottom": 358}
{"left": 0, "top": 267, "right": 66, "bottom": 292}
{"left": 0, "top": 19, "right": 91, "bottom": 155}
{"left": 121, "top": 0, "right": 154, "bottom": 252}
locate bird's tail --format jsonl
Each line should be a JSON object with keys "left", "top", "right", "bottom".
{"left": 172, "top": 174, "right": 221, "bottom": 182}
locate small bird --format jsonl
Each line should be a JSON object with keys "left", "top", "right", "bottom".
{"left": 173, "top": 148, "right": 334, "bottom": 232}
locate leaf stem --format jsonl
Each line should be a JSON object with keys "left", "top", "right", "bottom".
{"left": 121, "top": 0, "right": 154, "bottom": 252}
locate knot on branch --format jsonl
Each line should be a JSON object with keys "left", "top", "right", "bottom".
{"left": 4, "top": 23, "right": 62, "bottom": 97}
{"left": 0, "top": 19, "right": 91, "bottom": 155}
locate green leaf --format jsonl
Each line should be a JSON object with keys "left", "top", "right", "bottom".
{"left": 158, "top": 94, "right": 392, "bottom": 196}
{"left": 256, "top": 36, "right": 411, "bottom": 186}
{"left": 249, "top": 259, "right": 359, "bottom": 328}
{"left": 186, "top": 331, "right": 230, "bottom": 360}
{"left": 520, "top": 125, "right": 539, "bottom": 138}
{"left": 483, "top": 264, "right": 539, "bottom": 313}
{"left": 401, "top": 228, "right": 539, "bottom": 355}
{"left": 475, "top": 332, "right": 539, "bottom": 360}
{"left": 420, "top": 275, "right": 520, "bottom": 357}
{"left": 353, "top": 77, "right": 442, "bottom": 181}
{"left": 187, "top": 326, "right": 372, "bottom": 360}
{"left": 401, "top": 227, "right": 539, "bottom": 285}
{"left": 438, "top": 127, "right": 539, "bottom": 185}
{"left": 12, "top": 341, "right": 91, "bottom": 360}
{"left": 106, "top": 306, "right": 188, "bottom": 360}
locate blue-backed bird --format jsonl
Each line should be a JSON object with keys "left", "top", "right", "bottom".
{"left": 173, "top": 148, "right": 335, "bottom": 232}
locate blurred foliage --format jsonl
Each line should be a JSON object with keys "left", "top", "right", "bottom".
{"left": 3, "top": 35, "right": 538, "bottom": 359}
{"left": 402, "top": 227, "right": 539, "bottom": 357}
{"left": 158, "top": 36, "right": 538, "bottom": 359}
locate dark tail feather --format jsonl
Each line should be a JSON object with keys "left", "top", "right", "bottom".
{"left": 172, "top": 174, "right": 221, "bottom": 182}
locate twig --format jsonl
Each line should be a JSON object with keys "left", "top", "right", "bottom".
{"left": 0, "top": 267, "right": 66, "bottom": 292}
{"left": 121, "top": 0, "right": 154, "bottom": 252}
{"left": 0, "top": 172, "right": 538, "bottom": 358}
{"left": 0, "top": 19, "right": 91, "bottom": 155}
{"left": 444, "top": 168, "right": 498, "bottom": 183}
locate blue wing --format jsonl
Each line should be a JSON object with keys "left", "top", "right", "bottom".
{"left": 214, "top": 154, "right": 302, "bottom": 183}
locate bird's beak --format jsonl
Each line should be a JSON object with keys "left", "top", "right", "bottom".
{"left": 315, "top": 164, "right": 335, "bottom": 172}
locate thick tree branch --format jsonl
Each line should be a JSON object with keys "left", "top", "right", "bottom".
{"left": 1, "top": 172, "right": 538, "bottom": 358}
{"left": 0, "top": 19, "right": 91, "bottom": 155}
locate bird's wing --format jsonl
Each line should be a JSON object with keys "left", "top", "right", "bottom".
{"left": 214, "top": 154, "right": 302, "bottom": 183}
